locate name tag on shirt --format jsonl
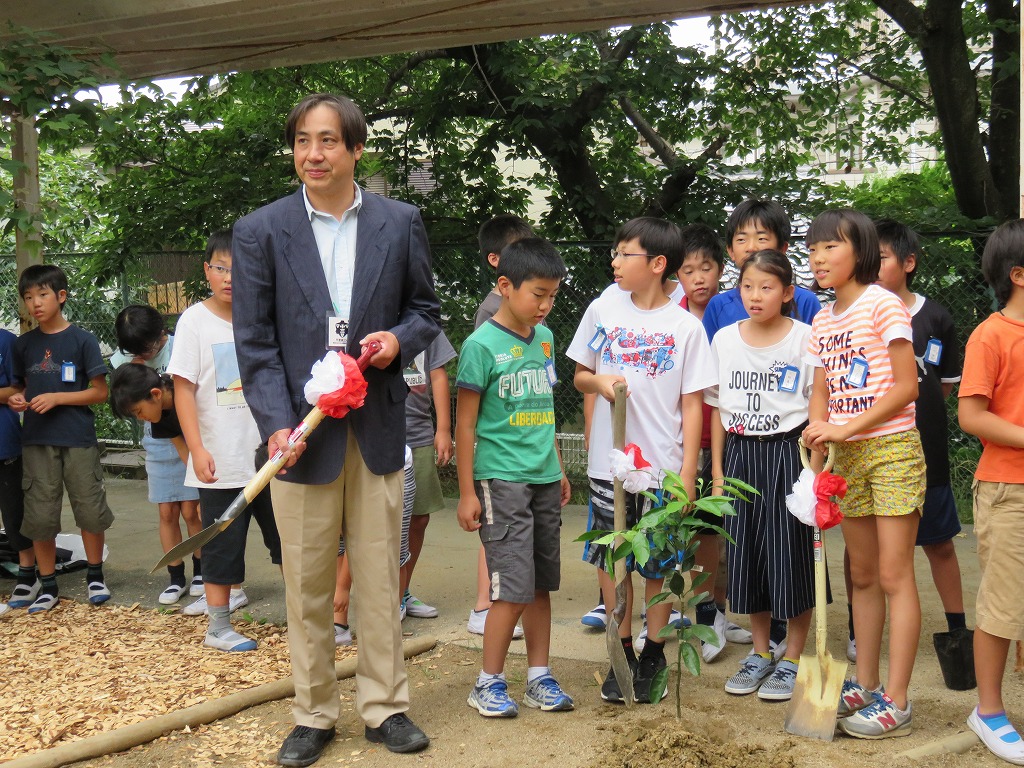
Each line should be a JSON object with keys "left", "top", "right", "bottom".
{"left": 847, "top": 357, "right": 868, "bottom": 389}
{"left": 778, "top": 365, "right": 800, "bottom": 393}
{"left": 544, "top": 358, "right": 558, "bottom": 386}
{"left": 327, "top": 313, "right": 348, "bottom": 350}
{"left": 61, "top": 362, "right": 76, "bottom": 383}
{"left": 924, "top": 338, "right": 942, "bottom": 366}
{"left": 588, "top": 326, "right": 607, "bottom": 352}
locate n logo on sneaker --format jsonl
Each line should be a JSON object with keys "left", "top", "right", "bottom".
{"left": 876, "top": 711, "right": 898, "bottom": 729}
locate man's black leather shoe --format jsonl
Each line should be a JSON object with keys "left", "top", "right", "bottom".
{"left": 277, "top": 725, "right": 336, "bottom": 767}
{"left": 364, "top": 713, "right": 430, "bottom": 753}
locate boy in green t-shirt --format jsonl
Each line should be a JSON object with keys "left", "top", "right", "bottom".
{"left": 455, "top": 237, "right": 573, "bottom": 718}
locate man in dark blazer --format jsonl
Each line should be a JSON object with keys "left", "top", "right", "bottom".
{"left": 232, "top": 93, "right": 440, "bottom": 767}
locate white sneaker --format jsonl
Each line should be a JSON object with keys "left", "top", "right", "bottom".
{"left": 847, "top": 636, "right": 857, "bottom": 663}
{"left": 228, "top": 588, "right": 248, "bottom": 613}
{"left": 158, "top": 583, "right": 187, "bottom": 605}
{"left": 204, "top": 630, "right": 257, "bottom": 652}
{"left": 701, "top": 610, "right": 727, "bottom": 663}
{"left": 724, "top": 617, "right": 753, "bottom": 644}
{"left": 0, "top": 602, "right": 10, "bottom": 617}
{"left": 404, "top": 594, "right": 438, "bottom": 618}
{"left": 189, "top": 575, "right": 204, "bottom": 596}
{"left": 182, "top": 594, "right": 209, "bottom": 616}
{"left": 399, "top": 600, "right": 407, "bottom": 621}
{"left": 466, "top": 608, "right": 523, "bottom": 638}
{"left": 334, "top": 623, "right": 353, "bottom": 646}
{"left": 968, "top": 707, "right": 1024, "bottom": 765}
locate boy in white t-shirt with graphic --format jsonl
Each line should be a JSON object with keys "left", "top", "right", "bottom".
{"left": 167, "top": 229, "right": 282, "bottom": 652}
{"left": 568, "top": 217, "right": 715, "bottom": 704}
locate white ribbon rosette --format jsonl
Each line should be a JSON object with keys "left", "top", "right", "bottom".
{"left": 609, "top": 443, "right": 653, "bottom": 494}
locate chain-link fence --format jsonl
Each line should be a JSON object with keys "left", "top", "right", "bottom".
{"left": 1, "top": 233, "right": 987, "bottom": 519}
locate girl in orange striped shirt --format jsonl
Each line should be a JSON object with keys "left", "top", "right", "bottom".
{"left": 802, "top": 209, "right": 925, "bottom": 739}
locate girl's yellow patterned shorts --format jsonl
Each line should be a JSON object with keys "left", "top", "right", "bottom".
{"left": 833, "top": 429, "right": 925, "bottom": 518}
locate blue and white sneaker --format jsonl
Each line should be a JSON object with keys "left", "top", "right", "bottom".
{"left": 87, "top": 581, "right": 111, "bottom": 605}
{"left": 524, "top": 675, "right": 574, "bottom": 711}
{"left": 581, "top": 604, "right": 607, "bottom": 629}
{"left": 757, "top": 659, "right": 799, "bottom": 701}
{"left": 968, "top": 707, "right": 1024, "bottom": 765}
{"left": 468, "top": 679, "right": 519, "bottom": 718}
{"left": 838, "top": 691, "right": 912, "bottom": 739}
{"left": 8, "top": 580, "right": 40, "bottom": 609}
{"left": 724, "top": 653, "right": 775, "bottom": 695}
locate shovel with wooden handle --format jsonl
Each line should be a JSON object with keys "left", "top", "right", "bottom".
{"left": 606, "top": 381, "right": 635, "bottom": 705}
{"left": 150, "top": 342, "right": 380, "bottom": 573}
{"left": 784, "top": 439, "right": 845, "bottom": 741}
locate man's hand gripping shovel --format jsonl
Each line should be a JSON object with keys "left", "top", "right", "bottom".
{"left": 150, "top": 342, "right": 380, "bottom": 573}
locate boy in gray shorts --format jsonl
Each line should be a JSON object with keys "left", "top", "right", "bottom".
{"left": 9, "top": 265, "right": 115, "bottom": 613}
{"left": 455, "top": 238, "right": 572, "bottom": 718}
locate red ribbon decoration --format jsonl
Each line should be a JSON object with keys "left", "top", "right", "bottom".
{"left": 623, "top": 443, "right": 652, "bottom": 470}
{"left": 317, "top": 352, "right": 369, "bottom": 418}
{"left": 813, "top": 470, "right": 847, "bottom": 530}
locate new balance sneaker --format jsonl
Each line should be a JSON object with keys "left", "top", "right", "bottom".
{"left": 158, "top": 583, "right": 187, "bottom": 605}
{"left": 725, "top": 654, "right": 775, "bottom": 695}
{"left": 837, "top": 679, "right": 880, "bottom": 717}
{"left": 581, "top": 604, "right": 607, "bottom": 629}
{"left": 524, "top": 675, "right": 574, "bottom": 711}
{"left": 404, "top": 594, "right": 438, "bottom": 618}
{"left": 633, "top": 646, "right": 668, "bottom": 703}
{"left": 87, "top": 581, "right": 111, "bottom": 605}
{"left": 838, "top": 692, "right": 912, "bottom": 739}
{"left": 228, "top": 587, "right": 248, "bottom": 613}
{"left": 334, "top": 623, "right": 353, "bottom": 646}
{"left": 466, "top": 608, "right": 523, "bottom": 638}
{"left": 204, "top": 630, "right": 258, "bottom": 652}
{"left": 847, "top": 637, "right": 857, "bottom": 663}
{"left": 724, "top": 618, "right": 753, "bottom": 644}
{"left": 467, "top": 679, "right": 518, "bottom": 718}
{"left": 183, "top": 594, "right": 209, "bottom": 616}
{"left": 757, "top": 659, "right": 798, "bottom": 701}
{"left": 189, "top": 575, "right": 204, "bottom": 596}
{"left": 701, "top": 610, "right": 728, "bottom": 663}
{"left": 8, "top": 580, "right": 40, "bottom": 609}
{"left": 968, "top": 707, "right": 1024, "bottom": 765}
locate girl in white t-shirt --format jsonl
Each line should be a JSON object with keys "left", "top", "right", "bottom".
{"left": 707, "top": 249, "right": 816, "bottom": 703}
{"left": 802, "top": 209, "right": 924, "bottom": 739}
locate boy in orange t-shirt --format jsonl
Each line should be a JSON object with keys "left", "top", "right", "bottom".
{"left": 958, "top": 219, "right": 1024, "bottom": 765}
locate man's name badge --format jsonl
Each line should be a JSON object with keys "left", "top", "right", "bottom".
{"left": 61, "top": 362, "right": 76, "bottom": 383}
{"left": 544, "top": 358, "right": 558, "bottom": 386}
{"left": 404, "top": 368, "right": 426, "bottom": 388}
{"left": 924, "top": 338, "right": 942, "bottom": 366}
{"left": 587, "top": 326, "right": 607, "bottom": 352}
{"left": 847, "top": 357, "right": 869, "bottom": 388}
{"left": 327, "top": 313, "right": 348, "bottom": 350}
{"left": 778, "top": 365, "right": 800, "bottom": 393}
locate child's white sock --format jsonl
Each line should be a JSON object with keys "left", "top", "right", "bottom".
{"left": 527, "top": 666, "right": 551, "bottom": 683}
{"left": 476, "top": 671, "right": 504, "bottom": 688}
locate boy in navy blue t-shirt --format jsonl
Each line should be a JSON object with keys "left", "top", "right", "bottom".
{"left": 9, "top": 265, "right": 115, "bottom": 614}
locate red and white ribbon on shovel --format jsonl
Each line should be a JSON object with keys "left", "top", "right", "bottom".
{"left": 150, "top": 342, "right": 379, "bottom": 572}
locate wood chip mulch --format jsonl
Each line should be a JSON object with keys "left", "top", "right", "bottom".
{"left": 0, "top": 599, "right": 355, "bottom": 762}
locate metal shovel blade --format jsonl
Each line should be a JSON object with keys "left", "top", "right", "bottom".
{"left": 150, "top": 489, "right": 252, "bottom": 572}
{"left": 605, "top": 381, "right": 634, "bottom": 705}
{"left": 784, "top": 525, "right": 846, "bottom": 740}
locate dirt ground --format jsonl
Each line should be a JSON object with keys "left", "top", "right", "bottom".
{"left": 65, "top": 638, "right": 1021, "bottom": 768}
{"left": 3, "top": 481, "right": 1021, "bottom": 768}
